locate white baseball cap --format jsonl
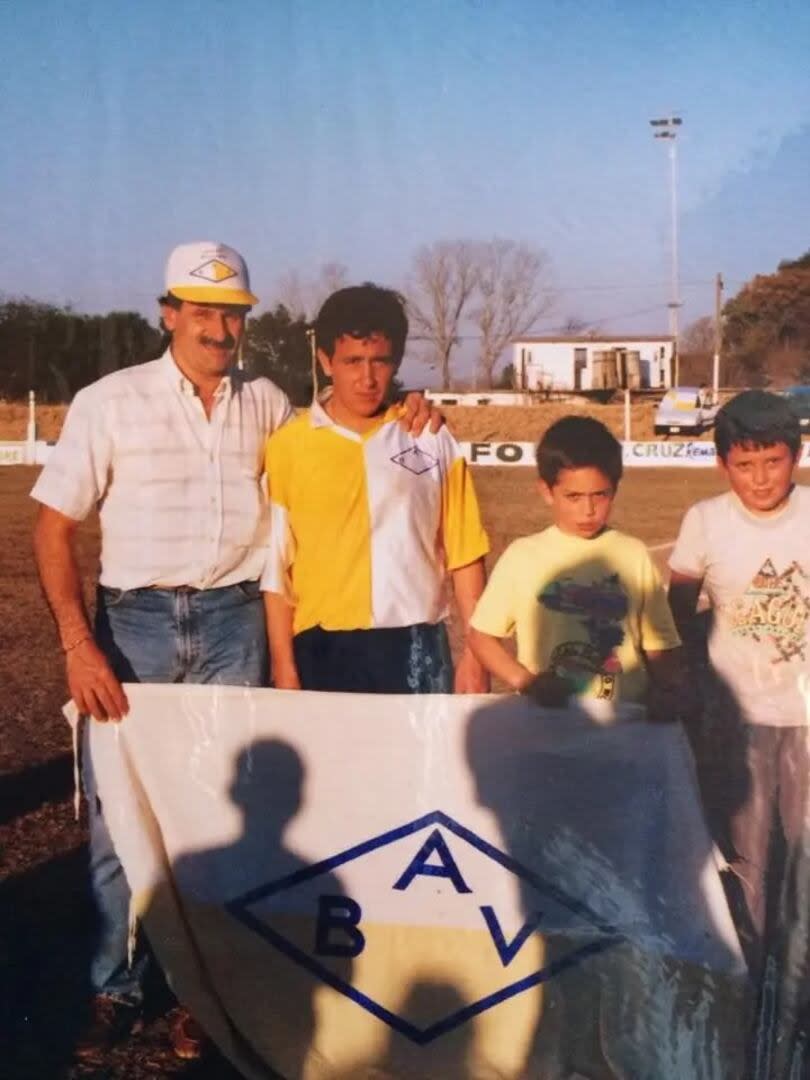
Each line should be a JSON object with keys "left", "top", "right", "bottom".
{"left": 164, "top": 241, "right": 258, "bottom": 307}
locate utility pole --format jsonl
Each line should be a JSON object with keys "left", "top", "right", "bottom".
{"left": 713, "top": 271, "right": 724, "bottom": 401}
{"left": 307, "top": 326, "right": 319, "bottom": 403}
{"left": 650, "top": 115, "right": 682, "bottom": 386}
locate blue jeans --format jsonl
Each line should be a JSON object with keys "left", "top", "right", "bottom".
{"left": 293, "top": 623, "right": 453, "bottom": 693}
{"left": 84, "top": 581, "right": 268, "bottom": 1004}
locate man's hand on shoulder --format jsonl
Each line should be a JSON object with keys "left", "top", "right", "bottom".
{"left": 66, "top": 638, "right": 129, "bottom": 722}
{"left": 399, "top": 391, "right": 444, "bottom": 436}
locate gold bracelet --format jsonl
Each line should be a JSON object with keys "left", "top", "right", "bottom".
{"left": 63, "top": 633, "right": 92, "bottom": 653}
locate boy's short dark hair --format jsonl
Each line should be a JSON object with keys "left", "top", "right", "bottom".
{"left": 315, "top": 284, "right": 408, "bottom": 363}
{"left": 714, "top": 390, "right": 801, "bottom": 462}
{"left": 536, "top": 416, "right": 623, "bottom": 489}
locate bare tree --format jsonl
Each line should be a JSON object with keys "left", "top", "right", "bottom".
{"left": 681, "top": 314, "right": 715, "bottom": 354}
{"left": 405, "top": 241, "right": 478, "bottom": 390}
{"left": 275, "top": 262, "right": 350, "bottom": 321}
{"left": 472, "top": 239, "right": 554, "bottom": 388}
{"left": 558, "top": 314, "right": 602, "bottom": 336}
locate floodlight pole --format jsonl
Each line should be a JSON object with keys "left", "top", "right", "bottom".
{"left": 650, "top": 116, "right": 682, "bottom": 387}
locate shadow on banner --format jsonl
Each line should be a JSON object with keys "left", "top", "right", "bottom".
{"left": 88, "top": 681, "right": 752, "bottom": 1079}
{"left": 148, "top": 738, "right": 353, "bottom": 1080}
{"left": 465, "top": 695, "right": 748, "bottom": 1079}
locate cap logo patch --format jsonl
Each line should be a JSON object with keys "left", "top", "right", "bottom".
{"left": 190, "top": 258, "right": 238, "bottom": 283}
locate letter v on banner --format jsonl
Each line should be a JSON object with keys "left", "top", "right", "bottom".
{"left": 392, "top": 828, "right": 472, "bottom": 894}
{"left": 480, "top": 905, "right": 545, "bottom": 966}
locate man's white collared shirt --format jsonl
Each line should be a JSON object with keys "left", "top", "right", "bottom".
{"left": 31, "top": 350, "right": 293, "bottom": 589}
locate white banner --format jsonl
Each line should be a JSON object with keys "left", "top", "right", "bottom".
{"left": 461, "top": 440, "right": 810, "bottom": 468}
{"left": 6, "top": 439, "right": 808, "bottom": 469}
{"left": 0, "top": 441, "right": 27, "bottom": 466}
{"left": 0, "top": 439, "right": 52, "bottom": 466}
{"left": 87, "top": 686, "right": 745, "bottom": 1079}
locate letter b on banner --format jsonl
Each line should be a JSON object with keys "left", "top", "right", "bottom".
{"left": 315, "top": 895, "right": 366, "bottom": 957}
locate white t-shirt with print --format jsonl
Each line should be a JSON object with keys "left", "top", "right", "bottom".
{"left": 669, "top": 485, "right": 810, "bottom": 727}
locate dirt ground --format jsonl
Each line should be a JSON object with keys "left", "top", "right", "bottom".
{"left": 2, "top": 457, "right": 806, "bottom": 1078}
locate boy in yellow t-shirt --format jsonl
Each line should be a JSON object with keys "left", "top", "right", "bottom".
{"left": 469, "top": 415, "right": 683, "bottom": 711}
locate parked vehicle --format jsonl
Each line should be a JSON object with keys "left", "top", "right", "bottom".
{"left": 783, "top": 385, "right": 810, "bottom": 429}
{"left": 654, "top": 386, "right": 718, "bottom": 436}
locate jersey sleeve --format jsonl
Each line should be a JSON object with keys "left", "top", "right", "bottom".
{"left": 668, "top": 504, "right": 707, "bottom": 580}
{"left": 638, "top": 547, "right": 682, "bottom": 653}
{"left": 260, "top": 429, "right": 297, "bottom": 600}
{"left": 29, "top": 387, "right": 111, "bottom": 520}
{"left": 439, "top": 434, "right": 490, "bottom": 570}
{"left": 469, "top": 544, "right": 519, "bottom": 638}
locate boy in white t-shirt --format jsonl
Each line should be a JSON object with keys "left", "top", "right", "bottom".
{"left": 668, "top": 390, "right": 810, "bottom": 1067}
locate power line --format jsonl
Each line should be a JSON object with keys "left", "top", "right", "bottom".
{"left": 551, "top": 279, "right": 721, "bottom": 294}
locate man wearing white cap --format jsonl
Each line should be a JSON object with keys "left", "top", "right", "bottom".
{"left": 30, "top": 241, "right": 436, "bottom": 1061}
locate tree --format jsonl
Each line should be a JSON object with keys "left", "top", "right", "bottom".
{"left": 0, "top": 299, "right": 159, "bottom": 402}
{"left": 778, "top": 251, "right": 810, "bottom": 272}
{"left": 558, "top": 315, "right": 601, "bottom": 336}
{"left": 244, "top": 304, "right": 314, "bottom": 406}
{"left": 472, "top": 239, "right": 554, "bottom": 388}
{"left": 723, "top": 253, "right": 810, "bottom": 386}
{"left": 680, "top": 315, "right": 715, "bottom": 355}
{"left": 494, "top": 362, "right": 516, "bottom": 390}
{"left": 405, "top": 241, "right": 478, "bottom": 390}
{"left": 275, "top": 262, "right": 350, "bottom": 322}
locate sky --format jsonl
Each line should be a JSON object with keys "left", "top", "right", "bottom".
{"left": 1, "top": 0, "right": 809, "bottom": 382}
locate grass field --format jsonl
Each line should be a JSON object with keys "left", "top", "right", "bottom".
{"left": 2, "top": 458, "right": 807, "bottom": 1077}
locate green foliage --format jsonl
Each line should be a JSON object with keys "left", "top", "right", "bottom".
{"left": 494, "top": 362, "right": 516, "bottom": 389}
{"left": 244, "top": 305, "right": 314, "bottom": 406}
{"left": 0, "top": 298, "right": 161, "bottom": 402}
{"left": 245, "top": 304, "right": 405, "bottom": 406}
{"left": 723, "top": 255, "right": 810, "bottom": 386}
{"left": 778, "top": 250, "right": 810, "bottom": 272}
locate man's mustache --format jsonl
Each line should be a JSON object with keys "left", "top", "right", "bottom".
{"left": 200, "top": 335, "right": 236, "bottom": 350}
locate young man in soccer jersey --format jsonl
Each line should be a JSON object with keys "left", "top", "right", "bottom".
{"left": 469, "top": 416, "right": 683, "bottom": 711}
{"left": 668, "top": 390, "right": 810, "bottom": 1068}
{"left": 262, "top": 283, "right": 490, "bottom": 694}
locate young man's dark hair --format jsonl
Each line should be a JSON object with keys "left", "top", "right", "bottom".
{"left": 536, "top": 415, "right": 623, "bottom": 489}
{"left": 714, "top": 389, "right": 801, "bottom": 462}
{"left": 314, "top": 283, "right": 408, "bottom": 363}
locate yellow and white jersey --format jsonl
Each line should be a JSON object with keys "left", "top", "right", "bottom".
{"left": 261, "top": 402, "right": 489, "bottom": 634}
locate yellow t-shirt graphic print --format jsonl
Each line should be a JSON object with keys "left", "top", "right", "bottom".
{"left": 539, "top": 572, "right": 630, "bottom": 700}
{"left": 262, "top": 403, "right": 489, "bottom": 634}
{"left": 471, "top": 526, "right": 681, "bottom": 705}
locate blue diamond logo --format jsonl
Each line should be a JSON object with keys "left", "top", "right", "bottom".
{"left": 390, "top": 447, "right": 438, "bottom": 475}
{"left": 226, "top": 810, "right": 622, "bottom": 1043}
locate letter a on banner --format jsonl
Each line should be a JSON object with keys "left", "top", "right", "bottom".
{"left": 315, "top": 895, "right": 366, "bottom": 957}
{"left": 393, "top": 828, "right": 472, "bottom": 893}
